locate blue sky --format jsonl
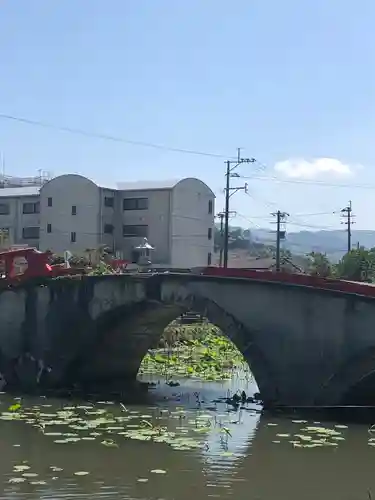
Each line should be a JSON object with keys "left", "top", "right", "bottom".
{"left": 0, "top": 0, "right": 374, "bottom": 234}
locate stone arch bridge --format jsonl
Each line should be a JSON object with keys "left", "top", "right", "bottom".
{"left": 1, "top": 272, "right": 375, "bottom": 407}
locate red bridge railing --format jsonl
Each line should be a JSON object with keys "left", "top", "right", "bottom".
{"left": 198, "top": 267, "right": 375, "bottom": 298}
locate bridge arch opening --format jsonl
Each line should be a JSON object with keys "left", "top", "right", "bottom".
{"left": 73, "top": 298, "right": 276, "bottom": 402}
{"left": 319, "top": 348, "right": 375, "bottom": 406}
{"left": 138, "top": 314, "right": 253, "bottom": 385}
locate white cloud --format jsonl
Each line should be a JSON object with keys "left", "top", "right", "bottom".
{"left": 274, "top": 158, "right": 356, "bottom": 179}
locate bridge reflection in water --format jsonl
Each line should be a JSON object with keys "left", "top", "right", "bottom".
{"left": 0, "top": 376, "right": 374, "bottom": 499}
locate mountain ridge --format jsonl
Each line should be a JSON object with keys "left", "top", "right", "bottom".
{"left": 250, "top": 229, "right": 375, "bottom": 261}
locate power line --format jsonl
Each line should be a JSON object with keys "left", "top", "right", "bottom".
{"left": 245, "top": 190, "right": 281, "bottom": 214}
{"left": 233, "top": 213, "right": 350, "bottom": 254}
{"left": 293, "top": 211, "right": 340, "bottom": 217}
{"left": 287, "top": 220, "right": 340, "bottom": 231}
{"left": 1, "top": 111, "right": 372, "bottom": 192}
{"left": 236, "top": 213, "right": 265, "bottom": 230}
{"left": 0, "top": 112, "right": 239, "bottom": 160}
{"left": 246, "top": 188, "right": 347, "bottom": 230}
{"left": 281, "top": 239, "right": 348, "bottom": 253}
{"left": 240, "top": 174, "right": 375, "bottom": 191}
{"left": 238, "top": 210, "right": 339, "bottom": 220}
{"left": 239, "top": 215, "right": 341, "bottom": 231}
{"left": 245, "top": 190, "right": 341, "bottom": 231}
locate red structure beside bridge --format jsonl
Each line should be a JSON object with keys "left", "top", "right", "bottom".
{"left": 200, "top": 266, "right": 375, "bottom": 298}
{"left": 1, "top": 248, "right": 375, "bottom": 300}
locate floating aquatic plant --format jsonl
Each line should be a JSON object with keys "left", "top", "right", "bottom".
{"left": 139, "top": 324, "right": 251, "bottom": 382}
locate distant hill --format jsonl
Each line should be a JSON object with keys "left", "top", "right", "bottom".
{"left": 213, "top": 224, "right": 310, "bottom": 270}
{"left": 250, "top": 229, "right": 375, "bottom": 262}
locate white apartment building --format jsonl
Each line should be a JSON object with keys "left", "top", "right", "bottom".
{"left": 0, "top": 186, "right": 40, "bottom": 248}
{"left": 0, "top": 174, "right": 215, "bottom": 268}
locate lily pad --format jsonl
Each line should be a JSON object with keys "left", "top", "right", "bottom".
{"left": 13, "top": 465, "right": 30, "bottom": 472}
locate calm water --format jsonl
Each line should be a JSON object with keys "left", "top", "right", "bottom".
{"left": 1, "top": 373, "right": 375, "bottom": 500}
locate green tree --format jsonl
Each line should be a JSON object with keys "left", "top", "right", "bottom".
{"left": 307, "top": 251, "right": 332, "bottom": 277}
{"left": 214, "top": 225, "right": 249, "bottom": 251}
{"left": 335, "top": 247, "right": 375, "bottom": 282}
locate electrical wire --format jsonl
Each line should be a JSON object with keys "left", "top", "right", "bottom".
{"left": 0, "top": 112, "right": 239, "bottom": 160}
{"left": 244, "top": 190, "right": 344, "bottom": 231}
{"left": 245, "top": 190, "right": 279, "bottom": 211}
{"left": 235, "top": 213, "right": 348, "bottom": 253}
{"left": 236, "top": 213, "right": 267, "bottom": 230}
{"left": 2, "top": 113, "right": 373, "bottom": 192}
{"left": 293, "top": 211, "right": 340, "bottom": 217}
{"left": 286, "top": 220, "right": 341, "bottom": 231}
{"left": 240, "top": 174, "right": 375, "bottom": 190}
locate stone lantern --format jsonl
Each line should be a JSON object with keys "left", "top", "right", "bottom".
{"left": 133, "top": 238, "right": 155, "bottom": 270}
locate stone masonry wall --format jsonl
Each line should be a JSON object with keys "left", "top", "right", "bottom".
{"left": 2, "top": 274, "right": 375, "bottom": 406}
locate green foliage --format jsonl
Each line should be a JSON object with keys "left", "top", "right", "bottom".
{"left": 334, "top": 247, "right": 375, "bottom": 282}
{"left": 306, "top": 247, "right": 375, "bottom": 282}
{"left": 139, "top": 324, "right": 249, "bottom": 381}
{"left": 49, "top": 253, "right": 90, "bottom": 267}
{"left": 307, "top": 251, "right": 332, "bottom": 277}
{"left": 8, "top": 403, "right": 21, "bottom": 412}
{"left": 214, "top": 224, "right": 275, "bottom": 257}
{"left": 48, "top": 250, "right": 116, "bottom": 275}
{"left": 88, "top": 261, "right": 115, "bottom": 276}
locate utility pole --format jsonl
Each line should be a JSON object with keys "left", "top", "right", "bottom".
{"left": 341, "top": 201, "right": 354, "bottom": 253}
{"left": 223, "top": 148, "right": 255, "bottom": 268}
{"left": 271, "top": 210, "right": 289, "bottom": 272}
{"left": 216, "top": 212, "right": 225, "bottom": 267}
{"left": 216, "top": 210, "right": 236, "bottom": 267}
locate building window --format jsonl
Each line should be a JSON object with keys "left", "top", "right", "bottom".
{"left": 207, "top": 252, "right": 212, "bottom": 265}
{"left": 23, "top": 202, "right": 40, "bottom": 214}
{"left": 208, "top": 227, "right": 212, "bottom": 240}
{"left": 22, "top": 226, "right": 40, "bottom": 239}
{"left": 104, "top": 223, "right": 114, "bottom": 234}
{"left": 104, "top": 196, "right": 114, "bottom": 208}
{"left": 47, "top": 197, "right": 52, "bottom": 207}
{"left": 71, "top": 205, "right": 77, "bottom": 215}
{"left": 0, "top": 203, "right": 9, "bottom": 215}
{"left": 123, "top": 198, "right": 148, "bottom": 211}
{"left": 47, "top": 223, "right": 52, "bottom": 234}
{"left": 123, "top": 225, "right": 148, "bottom": 237}
{"left": 208, "top": 200, "right": 213, "bottom": 214}
{"left": 70, "top": 232, "right": 76, "bottom": 243}
{"left": 0, "top": 228, "right": 10, "bottom": 244}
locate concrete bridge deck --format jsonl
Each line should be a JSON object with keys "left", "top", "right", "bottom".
{"left": 1, "top": 270, "right": 375, "bottom": 407}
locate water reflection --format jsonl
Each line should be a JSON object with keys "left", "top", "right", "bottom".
{"left": 0, "top": 374, "right": 374, "bottom": 499}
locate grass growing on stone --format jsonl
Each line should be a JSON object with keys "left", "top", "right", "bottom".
{"left": 139, "top": 323, "right": 249, "bottom": 381}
